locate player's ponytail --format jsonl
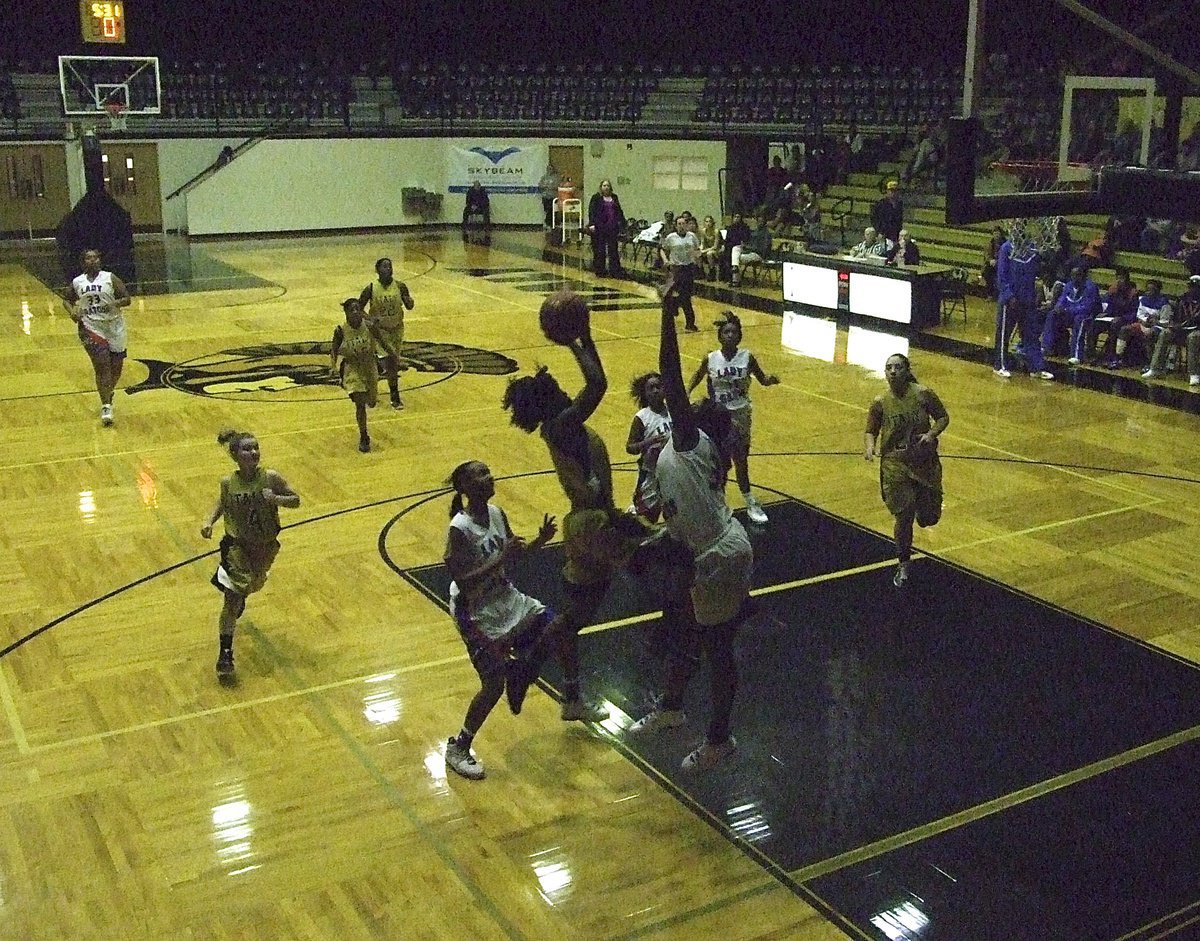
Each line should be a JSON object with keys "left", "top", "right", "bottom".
{"left": 448, "top": 461, "right": 473, "bottom": 517}
{"left": 217, "top": 428, "right": 254, "bottom": 457}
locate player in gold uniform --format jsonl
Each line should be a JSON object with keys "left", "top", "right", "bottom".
{"left": 359, "top": 257, "right": 414, "bottom": 409}
{"left": 864, "top": 353, "right": 949, "bottom": 588}
{"left": 200, "top": 429, "right": 301, "bottom": 677}
{"left": 330, "top": 297, "right": 397, "bottom": 452}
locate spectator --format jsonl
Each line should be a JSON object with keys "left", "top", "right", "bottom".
{"left": 730, "top": 214, "right": 772, "bottom": 287}
{"left": 722, "top": 212, "right": 751, "bottom": 283}
{"left": 1143, "top": 276, "right": 1200, "bottom": 382}
{"left": 887, "top": 229, "right": 921, "bottom": 266}
{"left": 1090, "top": 268, "right": 1139, "bottom": 366}
{"left": 217, "top": 145, "right": 234, "bottom": 167}
{"left": 697, "top": 215, "right": 722, "bottom": 279}
{"left": 1045, "top": 264, "right": 1101, "bottom": 365}
{"left": 1073, "top": 217, "right": 1117, "bottom": 271}
{"left": 586, "top": 179, "right": 626, "bottom": 278}
{"left": 994, "top": 220, "right": 1051, "bottom": 380}
{"left": 462, "top": 181, "right": 491, "bottom": 243}
{"left": 798, "top": 190, "right": 822, "bottom": 243}
{"left": 871, "top": 180, "right": 904, "bottom": 243}
{"left": 902, "top": 125, "right": 939, "bottom": 184}
{"left": 764, "top": 154, "right": 789, "bottom": 210}
{"left": 537, "top": 163, "right": 561, "bottom": 231}
{"left": 1177, "top": 225, "right": 1200, "bottom": 276}
{"left": 1111, "top": 279, "right": 1171, "bottom": 369}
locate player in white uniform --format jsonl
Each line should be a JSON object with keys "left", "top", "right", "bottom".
{"left": 64, "top": 248, "right": 132, "bottom": 426}
{"left": 626, "top": 270, "right": 754, "bottom": 773}
{"left": 625, "top": 371, "right": 672, "bottom": 521}
{"left": 687, "top": 311, "right": 779, "bottom": 523}
{"left": 442, "top": 460, "right": 559, "bottom": 781}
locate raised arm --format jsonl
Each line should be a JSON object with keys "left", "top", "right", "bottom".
{"left": 561, "top": 328, "right": 608, "bottom": 424}
{"left": 686, "top": 355, "right": 708, "bottom": 396}
{"left": 659, "top": 272, "right": 698, "bottom": 450}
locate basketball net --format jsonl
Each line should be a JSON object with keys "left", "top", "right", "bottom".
{"left": 105, "top": 102, "right": 127, "bottom": 132}
{"left": 1008, "top": 216, "right": 1062, "bottom": 263}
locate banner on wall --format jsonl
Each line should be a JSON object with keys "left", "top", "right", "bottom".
{"left": 449, "top": 142, "right": 545, "bottom": 195}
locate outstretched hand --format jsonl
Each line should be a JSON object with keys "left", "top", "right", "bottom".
{"left": 536, "top": 513, "right": 558, "bottom": 542}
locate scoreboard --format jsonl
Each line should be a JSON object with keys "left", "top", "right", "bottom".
{"left": 80, "top": 1, "right": 126, "bottom": 44}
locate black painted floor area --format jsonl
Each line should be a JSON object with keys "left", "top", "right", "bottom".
{"left": 403, "top": 496, "right": 1200, "bottom": 940}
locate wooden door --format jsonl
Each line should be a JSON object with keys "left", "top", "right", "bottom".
{"left": 99, "top": 141, "right": 162, "bottom": 231}
{"left": 0, "top": 144, "right": 71, "bottom": 238}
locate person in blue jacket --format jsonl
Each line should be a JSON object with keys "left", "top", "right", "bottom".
{"left": 1045, "top": 264, "right": 1101, "bottom": 365}
{"left": 994, "top": 220, "right": 1053, "bottom": 380}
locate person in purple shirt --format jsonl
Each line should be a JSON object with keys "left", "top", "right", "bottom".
{"left": 994, "top": 220, "right": 1053, "bottom": 380}
{"left": 586, "top": 179, "right": 627, "bottom": 278}
{"left": 1046, "top": 265, "right": 1102, "bottom": 365}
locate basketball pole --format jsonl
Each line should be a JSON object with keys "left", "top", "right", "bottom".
{"left": 961, "top": 0, "right": 985, "bottom": 120}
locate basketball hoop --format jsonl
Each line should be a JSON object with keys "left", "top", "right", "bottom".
{"left": 104, "top": 102, "right": 127, "bottom": 132}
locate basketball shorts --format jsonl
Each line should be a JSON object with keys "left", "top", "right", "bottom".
{"left": 371, "top": 321, "right": 404, "bottom": 355}
{"left": 340, "top": 358, "right": 379, "bottom": 405}
{"left": 728, "top": 405, "right": 752, "bottom": 454}
{"left": 452, "top": 587, "right": 553, "bottom": 679}
{"left": 690, "top": 518, "right": 752, "bottom": 627}
{"left": 211, "top": 536, "right": 281, "bottom": 597}
{"left": 880, "top": 454, "right": 943, "bottom": 527}
{"left": 78, "top": 315, "right": 128, "bottom": 356}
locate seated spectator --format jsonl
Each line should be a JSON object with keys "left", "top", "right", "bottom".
{"left": 636, "top": 211, "right": 675, "bottom": 267}
{"left": 1140, "top": 217, "right": 1176, "bottom": 255}
{"left": 722, "top": 211, "right": 751, "bottom": 282}
{"left": 1177, "top": 225, "right": 1200, "bottom": 277}
{"left": 766, "top": 206, "right": 791, "bottom": 236}
{"left": 1073, "top": 217, "right": 1117, "bottom": 271}
{"left": 697, "top": 215, "right": 722, "bottom": 280}
{"left": 1112, "top": 279, "right": 1171, "bottom": 368}
{"left": 798, "top": 192, "right": 823, "bottom": 243}
{"left": 1143, "top": 275, "right": 1200, "bottom": 382}
{"left": 730, "top": 214, "right": 773, "bottom": 286}
{"left": 886, "top": 229, "right": 921, "bottom": 266}
{"left": 462, "top": 181, "right": 491, "bottom": 242}
{"left": 1043, "top": 264, "right": 1101, "bottom": 364}
{"left": 1090, "top": 268, "right": 1139, "bottom": 366}
{"left": 982, "top": 226, "right": 1005, "bottom": 299}
{"left": 850, "top": 226, "right": 890, "bottom": 259}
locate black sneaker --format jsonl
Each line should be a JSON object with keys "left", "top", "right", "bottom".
{"left": 216, "top": 650, "right": 235, "bottom": 676}
{"left": 358, "top": 436, "right": 371, "bottom": 453}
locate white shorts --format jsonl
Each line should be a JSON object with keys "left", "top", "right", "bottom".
{"left": 691, "top": 518, "right": 753, "bottom": 626}
{"left": 78, "top": 314, "right": 128, "bottom": 355}
{"left": 450, "top": 581, "right": 547, "bottom": 643}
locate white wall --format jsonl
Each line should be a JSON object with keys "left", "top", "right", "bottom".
{"left": 184, "top": 137, "right": 727, "bottom": 236}
{"left": 157, "top": 137, "right": 249, "bottom": 233}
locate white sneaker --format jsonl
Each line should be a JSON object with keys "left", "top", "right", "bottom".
{"left": 1067, "top": 357, "right": 1081, "bottom": 365}
{"left": 628, "top": 708, "right": 686, "bottom": 734}
{"left": 445, "top": 738, "right": 485, "bottom": 780}
{"left": 681, "top": 736, "right": 737, "bottom": 771}
{"left": 1036, "top": 371, "right": 1055, "bottom": 380}
{"left": 1142, "top": 368, "right": 1161, "bottom": 379}
{"left": 100, "top": 404, "right": 114, "bottom": 426}
{"left": 893, "top": 563, "right": 910, "bottom": 588}
{"left": 1190, "top": 375, "right": 1200, "bottom": 387}
{"left": 744, "top": 495, "right": 768, "bottom": 525}
{"left": 993, "top": 368, "right": 1011, "bottom": 379}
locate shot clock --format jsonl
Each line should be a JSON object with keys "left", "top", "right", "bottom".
{"left": 80, "top": 1, "right": 126, "bottom": 44}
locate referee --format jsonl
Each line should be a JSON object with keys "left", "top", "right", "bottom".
{"left": 660, "top": 214, "right": 701, "bottom": 332}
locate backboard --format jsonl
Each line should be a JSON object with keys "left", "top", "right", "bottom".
{"left": 58, "top": 55, "right": 162, "bottom": 117}
{"left": 945, "top": 0, "right": 1199, "bottom": 224}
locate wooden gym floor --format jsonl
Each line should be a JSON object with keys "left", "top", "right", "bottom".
{"left": 2, "top": 229, "right": 1200, "bottom": 940}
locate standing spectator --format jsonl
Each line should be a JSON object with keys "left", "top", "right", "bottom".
{"left": 538, "top": 163, "right": 561, "bottom": 231}
{"left": 462, "top": 181, "right": 491, "bottom": 242}
{"left": 660, "top": 214, "right": 701, "bottom": 331}
{"left": 586, "top": 179, "right": 626, "bottom": 278}
{"left": 994, "top": 220, "right": 1052, "bottom": 380}
{"left": 764, "top": 154, "right": 789, "bottom": 211}
{"left": 871, "top": 180, "right": 904, "bottom": 244}
{"left": 982, "top": 225, "right": 1005, "bottom": 299}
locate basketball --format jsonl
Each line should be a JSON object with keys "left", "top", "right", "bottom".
{"left": 539, "top": 291, "right": 590, "bottom": 345}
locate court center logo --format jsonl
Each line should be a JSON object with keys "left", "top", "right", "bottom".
{"left": 125, "top": 340, "right": 517, "bottom": 402}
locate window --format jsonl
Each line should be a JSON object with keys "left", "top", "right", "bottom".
{"left": 653, "top": 155, "right": 710, "bottom": 192}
